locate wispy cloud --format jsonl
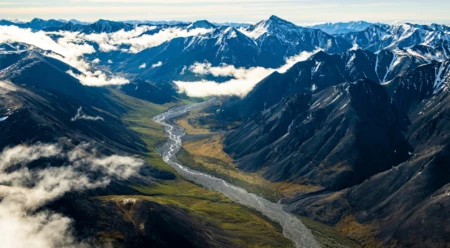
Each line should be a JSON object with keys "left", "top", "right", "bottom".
{"left": 71, "top": 107, "right": 104, "bottom": 122}
{"left": 78, "top": 26, "right": 213, "bottom": 53}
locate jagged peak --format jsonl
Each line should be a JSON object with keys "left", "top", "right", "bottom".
{"left": 190, "top": 20, "right": 216, "bottom": 29}
{"left": 211, "top": 26, "right": 250, "bottom": 42}
{"left": 269, "top": 15, "right": 283, "bottom": 21}
{"left": 30, "top": 18, "right": 45, "bottom": 23}
{"left": 94, "top": 19, "right": 112, "bottom": 24}
{"left": 266, "top": 15, "right": 297, "bottom": 26}
{"left": 308, "top": 50, "right": 332, "bottom": 61}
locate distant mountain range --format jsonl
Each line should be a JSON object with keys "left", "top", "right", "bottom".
{"left": 2, "top": 16, "right": 446, "bottom": 84}
{"left": 309, "top": 21, "right": 373, "bottom": 34}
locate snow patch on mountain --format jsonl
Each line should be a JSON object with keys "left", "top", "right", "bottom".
{"left": 434, "top": 62, "right": 450, "bottom": 94}
{"left": 239, "top": 24, "right": 267, "bottom": 39}
{"left": 151, "top": 61, "right": 163, "bottom": 68}
{"left": 0, "top": 80, "right": 18, "bottom": 93}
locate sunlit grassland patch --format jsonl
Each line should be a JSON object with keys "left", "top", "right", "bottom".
{"left": 103, "top": 181, "right": 293, "bottom": 248}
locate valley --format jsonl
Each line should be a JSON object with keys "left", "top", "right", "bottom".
{"left": 98, "top": 92, "right": 297, "bottom": 247}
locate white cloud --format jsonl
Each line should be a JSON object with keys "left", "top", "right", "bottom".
{"left": 71, "top": 107, "right": 104, "bottom": 122}
{"left": 67, "top": 70, "right": 128, "bottom": 86}
{"left": 125, "top": 27, "right": 213, "bottom": 53}
{"left": 0, "top": 143, "right": 144, "bottom": 248}
{"left": 0, "top": 204, "right": 84, "bottom": 248}
{"left": 0, "top": 26, "right": 129, "bottom": 87}
{"left": 139, "top": 63, "right": 146, "bottom": 69}
{"left": 0, "top": 143, "right": 61, "bottom": 171}
{"left": 175, "top": 50, "right": 319, "bottom": 97}
{"left": 73, "top": 25, "right": 213, "bottom": 54}
{"left": 151, "top": 61, "right": 163, "bottom": 68}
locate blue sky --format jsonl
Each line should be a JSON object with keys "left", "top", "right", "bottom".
{"left": 1, "top": 0, "right": 449, "bottom": 24}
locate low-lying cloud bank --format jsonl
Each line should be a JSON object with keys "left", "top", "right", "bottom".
{"left": 0, "top": 142, "right": 144, "bottom": 247}
{"left": 0, "top": 25, "right": 128, "bottom": 87}
{"left": 76, "top": 26, "right": 213, "bottom": 53}
{"left": 174, "top": 50, "right": 320, "bottom": 97}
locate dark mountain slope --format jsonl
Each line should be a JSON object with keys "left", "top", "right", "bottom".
{"left": 0, "top": 51, "right": 88, "bottom": 97}
{"left": 278, "top": 61, "right": 450, "bottom": 247}
{"left": 220, "top": 50, "right": 383, "bottom": 119}
{"left": 0, "top": 82, "right": 144, "bottom": 154}
{"left": 290, "top": 88, "right": 450, "bottom": 247}
{"left": 0, "top": 49, "right": 165, "bottom": 153}
{"left": 225, "top": 79, "right": 411, "bottom": 189}
{"left": 220, "top": 47, "right": 436, "bottom": 121}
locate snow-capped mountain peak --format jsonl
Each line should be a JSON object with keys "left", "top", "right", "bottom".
{"left": 240, "top": 15, "right": 299, "bottom": 39}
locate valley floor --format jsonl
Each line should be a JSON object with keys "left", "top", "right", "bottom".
{"left": 173, "top": 103, "right": 361, "bottom": 248}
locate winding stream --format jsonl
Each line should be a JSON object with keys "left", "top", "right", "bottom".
{"left": 153, "top": 100, "right": 319, "bottom": 248}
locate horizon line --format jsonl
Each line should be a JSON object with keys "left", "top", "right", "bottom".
{"left": 3, "top": 16, "right": 450, "bottom": 27}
